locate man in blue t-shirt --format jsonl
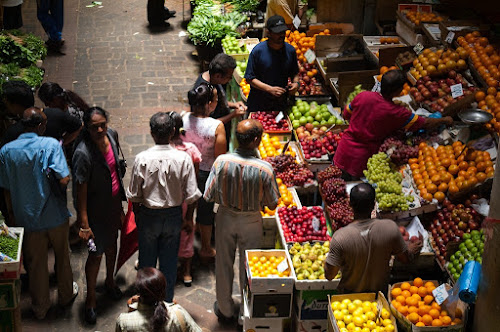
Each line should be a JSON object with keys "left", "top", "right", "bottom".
{"left": 244, "top": 15, "right": 299, "bottom": 112}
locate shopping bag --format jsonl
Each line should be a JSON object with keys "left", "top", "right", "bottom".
{"left": 115, "top": 200, "right": 138, "bottom": 275}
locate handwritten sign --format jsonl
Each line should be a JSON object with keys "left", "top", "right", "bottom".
{"left": 277, "top": 258, "right": 289, "bottom": 273}
{"left": 372, "top": 80, "right": 381, "bottom": 93}
{"left": 451, "top": 83, "right": 464, "bottom": 98}
{"left": 432, "top": 284, "right": 449, "bottom": 305}
{"left": 312, "top": 216, "right": 320, "bottom": 232}
{"left": 304, "top": 49, "right": 316, "bottom": 64}
{"left": 413, "top": 43, "right": 424, "bottom": 55}
{"left": 445, "top": 31, "right": 455, "bottom": 44}
{"left": 293, "top": 15, "right": 301, "bottom": 30}
{"left": 275, "top": 111, "right": 284, "bottom": 123}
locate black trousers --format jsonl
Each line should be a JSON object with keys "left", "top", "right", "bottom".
{"left": 3, "top": 5, "right": 23, "bottom": 30}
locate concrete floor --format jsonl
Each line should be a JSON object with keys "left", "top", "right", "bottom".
{"left": 15, "top": 0, "right": 242, "bottom": 330}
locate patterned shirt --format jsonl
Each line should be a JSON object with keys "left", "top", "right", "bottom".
{"left": 115, "top": 302, "right": 202, "bottom": 332}
{"left": 203, "top": 148, "right": 280, "bottom": 212}
{"left": 0, "top": 133, "right": 71, "bottom": 231}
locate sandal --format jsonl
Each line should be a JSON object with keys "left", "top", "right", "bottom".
{"left": 183, "top": 276, "right": 192, "bottom": 287}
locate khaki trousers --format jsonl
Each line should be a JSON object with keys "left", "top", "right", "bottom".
{"left": 23, "top": 221, "right": 73, "bottom": 318}
{"left": 215, "top": 206, "right": 262, "bottom": 317}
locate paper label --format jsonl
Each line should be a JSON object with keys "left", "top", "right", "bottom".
{"left": 304, "top": 49, "right": 316, "bottom": 64}
{"left": 451, "top": 83, "right": 464, "bottom": 98}
{"left": 432, "top": 284, "right": 449, "bottom": 305}
{"left": 413, "top": 43, "right": 424, "bottom": 55}
{"left": 372, "top": 80, "right": 381, "bottom": 93}
{"left": 277, "top": 259, "right": 289, "bottom": 273}
{"left": 275, "top": 111, "right": 284, "bottom": 123}
{"left": 293, "top": 15, "right": 301, "bottom": 30}
{"left": 312, "top": 216, "right": 320, "bottom": 232}
{"left": 445, "top": 31, "right": 455, "bottom": 44}
{"left": 238, "top": 39, "right": 245, "bottom": 48}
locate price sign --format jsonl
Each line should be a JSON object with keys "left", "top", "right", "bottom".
{"left": 277, "top": 258, "right": 289, "bottom": 273}
{"left": 372, "top": 80, "right": 381, "bottom": 93}
{"left": 275, "top": 111, "right": 284, "bottom": 123}
{"left": 413, "top": 43, "right": 424, "bottom": 55}
{"left": 432, "top": 284, "right": 449, "bottom": 305}
{"left": 451, "top": 83, "right": 464, "bottom": 98}
{"left": 312, "top": 216, "right": 320, "bottom": 232}
{"left": 293, "top": 15, "right": 301, "bottom": 30}
{"left": 304, "top": 49, "right": 316, "bottom": 64}
{"left": 445, "top": 31, "right": 455, "bottom": 44}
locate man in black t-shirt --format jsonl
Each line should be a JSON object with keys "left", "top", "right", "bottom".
{"left": 193, "top": 53, "right": 247, "bottom": 147}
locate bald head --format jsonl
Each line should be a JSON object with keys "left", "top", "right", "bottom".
{"left": 350, "top": 183, "right": 376, "bottom": 216}
{"left": 21, "top": 107, "right": 47, "bottom": 134}
{"left": 236, "top": 119, "right": 263, "bottom": 149}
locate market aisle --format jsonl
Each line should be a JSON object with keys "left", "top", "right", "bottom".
{"left": 18, "top": 0, "right": 240, "bottom": 331}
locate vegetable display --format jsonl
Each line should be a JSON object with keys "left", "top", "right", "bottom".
{"left": 0, "top": 235, "right": 19, "bottom": 260}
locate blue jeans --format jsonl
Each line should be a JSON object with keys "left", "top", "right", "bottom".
{"left": 37, "top": 0, "right": 64, "bottom": 41}
{"left": 136, "top": 205, "right": 182, "bottom": 302}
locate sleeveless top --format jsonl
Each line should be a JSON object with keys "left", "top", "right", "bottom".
{"left": 181, "top": 113, "right": 221, "bottom": 172}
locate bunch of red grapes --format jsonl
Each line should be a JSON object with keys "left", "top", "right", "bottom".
{"left": 317, "top": 165, "right": 342, "bottom": 184}
{"left": 327, "top": 198, "right": 354, "bottom": 231}
{"left": 321, "top": 178, "right": 347, "bottom": 204}
{"left": 379, "top": 136, "right": 418, "bottom": 166}
{"left": 266, "top": 154, "right": 314, "bottom": 186}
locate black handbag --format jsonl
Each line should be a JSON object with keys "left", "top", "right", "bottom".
{"left": 46, "top": 168, "right": 67, "bottom": 200}
{"left": 117, "top": 142, "right": 127, "bottom": 178}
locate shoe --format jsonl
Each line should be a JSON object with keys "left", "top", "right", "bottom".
{"left": 164, "top": 7, "right": 176, "bottom": 19}
{"left": 213, "top": 301, "right": 235, "bottom": 323}
{"left": 84, "top": 307, "right": 97, "bottom": 324}
{"left": 61, "top": 282, "right": 79, "bottom": 307}
{"left": 106, "top": 285, "right": 123, "bottom": 301}
{"left": 183, "top": 276, "right": 192, "bottom": 287}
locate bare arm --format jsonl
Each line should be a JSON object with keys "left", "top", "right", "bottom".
{"left": 324, "top": 262, "right": 340, "bottom": 281}
{"left": 76, "top": 182, "right": 94, "bottom": 240}
{"left": 214, "top": 123, "right": 227, "bottom": 158}
{"left": 59, "top": 175, "right": 70, "bottom": 187}
{"left": 248, "top": 78, "right": 286, "bottom": 98}
{"left": 421, "top": 116, "right": 453, "bottom": 130}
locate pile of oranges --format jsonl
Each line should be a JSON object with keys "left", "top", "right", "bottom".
{"left": 377, "top": 66, "right": 410, "bottom": 96}
{"left": 240, "top": 78, "right": 250, "bottom": 98}
{"left": 285, "top": 29, "right": 331, "bottom": 64}
{"left": 475, "top": 89, "right": 500, "bottom": 133}
{"left": 248, "top": 254, "right": 290, "bottom": 278}
{"left": 409, "top": 142, "right": 494, "bottom": 202}
{"left": 409, "top": 48, "right": 467, "bottom": 80}
{"left": 262, "top": 178, "right": 297, "bottom": 217}
{"left": 390, "top": 278, "right": 462, "bottom": 327}
{"left": 402, "top": 10, "right": 444, "bottom": 26}
{"left": 457, "top": 32, "right": 500, "bottom": 89}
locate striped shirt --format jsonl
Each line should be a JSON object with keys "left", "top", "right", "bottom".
{"left": 203, "top": 148, "right": 280, "bottom": 212}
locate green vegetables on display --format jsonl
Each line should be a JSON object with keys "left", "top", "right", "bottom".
{"left": 0, "top": 235, "right": 19, "bottom": 261}
{"left": 188, "top": 11, "right": 246, "bottom": 47}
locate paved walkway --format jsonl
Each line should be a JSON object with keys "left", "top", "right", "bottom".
{"left": 17, "top": 0, "right": 241, "bottom": 331}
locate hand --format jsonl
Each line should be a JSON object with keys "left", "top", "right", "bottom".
{"left": 182, "top": 218, "right": 193, "bottom": 233}
{"left": 443, "top": 116, "right": 454, "bottom": 126}
{"left": 78, "top": 227, "right": 94, "bottom": 241}
{"left": 288, "top": 82, "right": 299, "bottom": 95}
{"left": 233, "top": 103, "right": 247, "bottom": 117}
{"left": 267, "top": 86, "right": 286, "bottom": 98}
{"left": 407, "top": 233, "right": 424, "bottom": 256}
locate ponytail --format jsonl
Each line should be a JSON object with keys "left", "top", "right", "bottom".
{"left": 151, "top": 301, "right": 168, "bottom": 331}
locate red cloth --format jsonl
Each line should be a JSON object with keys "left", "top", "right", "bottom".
{"left": 103, "top": 146, "right": 120, "bottom": 196}
{"left": 115, "top": 201, "right": 138, "bottom": 275}
{"left": 334, "top": 91, "right": 425, "bottom": 177}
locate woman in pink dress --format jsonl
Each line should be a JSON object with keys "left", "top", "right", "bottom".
{"left": 169, "top": 111, "right": 202, "bottom": 287}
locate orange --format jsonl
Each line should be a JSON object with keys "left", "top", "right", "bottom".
{"left": 440, "top": 310, "right": 449, "bottom": 317}
{"left": 475, "top": 90, "right": 486, "bottom": 101}
{"left": 418, "top": 305, "right": 430, "bottom": 316}
{"left": 396, "top": 295, "right": 406, "bottom": 305}
{"left": 401, "top": 282, "right": 411, "bottom": 291}
{"left": 398, "top": 305, "right": 408, "bottom": 315}
{"left": 430, "top": 301, "right": 439, "bottom": 310}
{"left": 416, "top": 322, "right": 425, "bottom": 327}
{"left": 453, "top": 318, "right": 462, "bottom": 325}
{"left": 413, "top": 278, "right": 424, "bottom": 287}
{"left": 407, "top": 312, "right": 420, "bottom": 324}
{"left": 409, "top": 286, "right": 419, "bottom": 295}
{"left": 434, "top": 191, "right": 445, "bottom": 202}
{"left": 429, "top": 308, "right": 440, "bottom": 319}
{"left": 423, "top": 295, "right": 434, "bottom": 304}
{"left": 408, "top": 306, "right": 419, "bottom": 314}
{"left": 391, "top": 287, "right": 402, "bottom": 298}
{"left": 422, "top": 192, "right": 433, "bottom": 201}
{"left": 406, "top": 297, "right": 418, "bottom": 307}
{"left": 432, "top": 319, "right": 443, "bottom": 327}
{"left": 392, "top": 300, "right": 401, "bottom": 309}
{"left": 417, "top": 286, "right": 428, "bottom": 298}
{"left": 426, "top": 183, "right": 438, "bottom": 194}
{"left": 421, "top": 314, "right": 433, "bottom": 326}
{"left": 402, "top": 290, "right": 412, "bottom": 298}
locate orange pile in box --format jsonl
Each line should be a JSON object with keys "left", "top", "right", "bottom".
{"left": 285, "top": 29, "right": 331, "bottom": 64}
{"left": 475, "top": 89, "right": 500, "bottom": 133}
{"left": 409, "top": 48, "right": 467, "bottom": 79}
{"left": 409, "top": 142, "right": 494, "bottom": 202}
{"left": 262, "top": 178, "right": 297, "bottom": 217}
{"left": 457, "top": 32, "right": 500, "bottom": 88}
{"left": 248, "top": 254, "right": 290, "bottom": 278}
{"left": 391, "top": 278, "right": 462, "bottom": 327}
{"left": 240, "top": 78, "right": 250, "bottom": 98}
{"left": 403, "top": 10, "right": 444, "bottom": 26}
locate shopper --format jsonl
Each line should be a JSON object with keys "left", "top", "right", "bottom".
{"left": 38, "top": 82, "right": 89, "bottom": 121}
{"left": 37, "top": 0, "right": 64, "bottom": 52}
{"left": 334, "top": 69, "right": 454, "bottom": 180}
{"left": 194, "top": 53, "right": 247, "bottom": 147}
{"left": 2, "top": 0, "right": 23, "bottom": 30}
{"left": 204, "top": 119, "right": 280, "bottom": 323}
{"left": 0, "top": 107, "right": 78, "bottom": 319}
{"left": 116, "top": 267, "right": 202, "bottom": 332}
{"left": 147, "top": 0, "right": 176, "bottom": 27}
{"left": 169, "top": 111, "right": 201, "bottom": 287}
{"left": 244, "top": 15, "right": 300, "bottom": 112}
{"left": 127, "top": 112, "right": 201, "bottom": 304}
{"left": 324, "top": 183, "right": 423, "bottom": 293}
{"left": 72, "top": 107, "right": 126, "bottom": 324}
{"left": 182, "top": 83, "right": 226, "bottom": 258}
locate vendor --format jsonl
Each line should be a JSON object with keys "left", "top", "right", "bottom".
{"left": 244, "top": 15, "right": 299, "bottom": 113}
{"left": 334, "top": 70, "right": 453, "bottom": 180}
{"left": 324, "top": 183, "right": 423, "bottom": 294}
{"left": 265, "top": 0, "right": 306, "bottom": 29}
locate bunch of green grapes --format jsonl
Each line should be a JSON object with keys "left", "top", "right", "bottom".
{"left": 376, "top": 193, "right": 413, "bottom": 212}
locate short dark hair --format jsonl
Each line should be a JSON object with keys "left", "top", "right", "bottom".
{"left": 236, "top": 122, "right": 263, "bottom": 147}
{"left": 187, "top": 83, "right": 214, "bottom": 109}
{"left": 150, "top": 112, "right": 174, "bottom": 140}
{"left": 21, "top": 107, "right": 44, "bottom": 128}
{"left": 2, "top": 80, "right": 35, "bottom": 109}
{"left": 135, "top": 268, "right": 169, "bottom": 330}
{"left": 381, "top": 70, "right": 406, "bottom": 99}
{"left": 38, "top": 82, "right": 64, "bottom": 104}
{"left": 350, "top": 183, "right": 376, "bottom": 215}
{"left": 83, "top": 106, "right": 108, "bottom": 128}
{"left": 209, "top": 53, "right": 236, "bottom": 76}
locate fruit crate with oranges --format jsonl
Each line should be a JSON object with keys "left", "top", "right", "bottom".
{"left": 245, "top": 250, "right": 295, "bottom": 294}
{"left": 388, "top": 279, "right": 467, "bottom": 331}
{"left": 327, "top": 292, "right": 398, "bottom": 332}
{"left": 396, "top": 5, "right": 445, "bottom": 32}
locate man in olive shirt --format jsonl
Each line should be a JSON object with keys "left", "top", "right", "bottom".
{"left": 324, "top": 183, "right": 422, "bottom": 293}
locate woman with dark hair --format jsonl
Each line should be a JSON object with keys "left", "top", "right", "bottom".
{"left": 169, "top": 111, "right": 201, "bottom": 286}
{"left": 72, "top": 106, "right": 126, "bottom": 324}
{"left": 182, "top": 83, "right": 226, "bottom": 258}
{"left": 116, "top": 268, "right": 201, "bottom": 332}
{"left": 38, "top": 82, "right": 89, "bottom": 121}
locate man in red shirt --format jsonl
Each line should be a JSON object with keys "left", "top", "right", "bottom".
{"left": 334, "top": 70, "right": 453, "bottom": 179}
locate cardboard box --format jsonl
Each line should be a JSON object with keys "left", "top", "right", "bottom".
{"left": 439, "top": 21, "right": 490, "bottom": 45}
{"left": 0, "top": 228, "right": 24, "bottom": 280}
{"left": 294, "top": 314, "right": 329, "bottom": 332}
{"left": 245, "top": 250, "right": 295, "bottom": 294}
{"left": 243, "top": 290, "right": 289, "bottom": 331}
{"left": 0, "top": 307, "right": 21, "bottom": 332}
{"left": 328, "top": 292, "right": 398, "bottom": 332}
{"left": 246, "top": 288, "right": 293, "bottom": 319}
{"left": 0, "top": 280, "right": 20, "bottom": 310}
{"left": 296, "top": 289, "right": 339, "bottom": 321}
{"left": 330, "top": 70, "right": 379, "bottom": 108}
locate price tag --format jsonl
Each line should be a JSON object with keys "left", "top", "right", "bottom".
{"left": 277, "top": 258, "right": 289, "bottom": 273}
{"left": 445, "top": 31, "right": 455, "bottom": 44}
{"left": 275, "top": 111, "right": 284, "bottom": 123}
{"left": 451, "top": 83, "right": 464, "bottom": 98}
{"left": 432, "top": 284, "right": 449, "bottom": 305}
{"left": 304, "top": 49, "right": 316, "bottom": 64}
{"left": 293, "top": 15, "right": 301, "bottom": 30}
{"left": 413, "top": 43, "right": 424, "bottom": 55}
{"left": 372, "top": 80, "right": 381, "bottom": 93}
{"left": 238, "top": 39, "right": 245, "bottom": 48}
{"left": 312, "top": 216, "right": 320, "bottom": 232}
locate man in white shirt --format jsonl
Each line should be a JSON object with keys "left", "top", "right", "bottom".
{"left": 127, "top": 112, "right": 201, "bottom": 303}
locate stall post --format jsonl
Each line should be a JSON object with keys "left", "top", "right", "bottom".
{"left": 473, "top": 146, "right": 500, "bottom": 331}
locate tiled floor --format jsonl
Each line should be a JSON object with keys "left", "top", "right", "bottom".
{"left": 15, "top": 0, "right": 242, "bottom": 330}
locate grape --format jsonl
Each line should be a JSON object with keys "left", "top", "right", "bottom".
{"left": 317, "top": 165, "right": 342, "bottom": 184}
{"left": 266, "top": 154, "right": 314, "bottom": 187}
{"left": 379, "top": 136, "right": 418, "bottom": 166}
